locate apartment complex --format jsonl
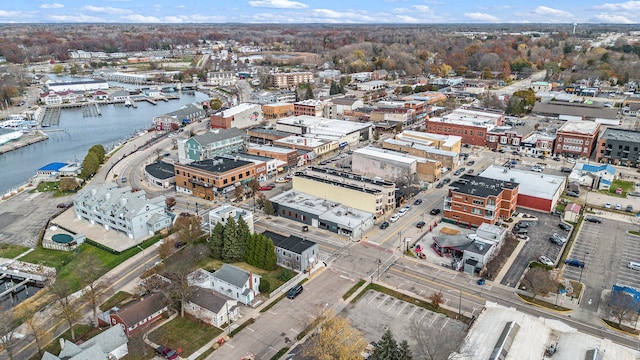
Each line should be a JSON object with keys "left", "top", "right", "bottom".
{"left": 268, "top": 72, "right": 314, "bottom": 89}
{"left": 596, "top": 128, "right": 640, "bottom": 167}
{"left": 426, "top": 107, "right": 504, "bottom": 146}
{"left": 444, "top": 175, "right": 519, "bottom": 227}
{"left": 292, "top": 166, "right": 396, "bottom": 215}
{"left": 174, "top": 157, "right": 256, "bottom": 200}
{"left": 73, "top": 184, "right": 171, "bottom": 241}
{"left": 554, "top": 121, "right": 601, "bottom": 158}
{"left": 177, "top": 128, "right": 245, "bottom": 163}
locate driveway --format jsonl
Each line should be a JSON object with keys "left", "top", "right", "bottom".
{"left": 206, "top": 270, "right": 356, "bottom": 360}
{"left": 500, "top": 210, "right": 572, "bottom": 287}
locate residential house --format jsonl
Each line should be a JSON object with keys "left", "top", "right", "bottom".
{"left": 98, "top": 292, "right": 169, "bottom": 336}
{"left": 42, "top": 324, "right": 128, "bottom": 360}
{"left": 185, "top": 287, "right": 239, "bottom": 328}
{"left": 208, "top": 204, "right": 254, "bottom": 233}
{"left": 211, "top": 264, "right": 261, "bottom": 306}
{"left": 568, "top": 163, "right": 616, "bottom": 190}
{"left": 263, "top": 231, "right": 320, "bottom": 273}
{"left": 177, "top": 128, "right": 245, "bottom": 163}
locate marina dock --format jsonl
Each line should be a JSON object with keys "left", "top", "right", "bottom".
{"left": 0, "top": 131, "right": 48, "bottom": 155}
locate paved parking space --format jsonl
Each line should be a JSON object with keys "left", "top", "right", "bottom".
{"left": 500, "top": 211, "right": 573, "bottom": 287}
{"left": 564, "top": 218, "right": 640, "bottom": 312}
{"left": 342, "top": 289, "right": 466, "bottom": 354}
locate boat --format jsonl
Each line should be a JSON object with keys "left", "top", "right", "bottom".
{"left": 0, "top": 128, "right": 23, "bottom": 145}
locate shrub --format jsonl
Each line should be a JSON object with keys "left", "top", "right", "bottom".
{"left": 277, "top": 269, "right": 294, "bottom": 282}
{"left": 259, "top": 279, "right": 270, "bottom": 293}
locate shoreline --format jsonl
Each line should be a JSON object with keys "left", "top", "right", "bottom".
{"left": 0, "top": 130, "right": 49, "bottom": 155}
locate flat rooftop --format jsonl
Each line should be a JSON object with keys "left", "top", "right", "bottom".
{"left": 557, "top": 121, "right": 600, "bottom": 135}
{"left": 275, "top": 135, "right": 329, "bottom": 148}
{"left": 601, "top": 128, "right": 640, "bottom": 143}
{"left": 384, "top": 138, "right": 458, "bottom": 157}
{"left": 354, "top": 146, "right": 417, "bottom": 165}
{"left": 182, "top": 157, "right": 253, "bottom": 173}
{"left": 269, "top": 190, "right": 373, "bottom": 226}
{"left": 450, "top": 174, "right": 518, "bottom": 198}
{"left": 217, "top": 103, "right": 260, "bottom": 117}
{"left": 398, "top": 130, "right": 461, "bottom": 148}
{"left": 248, "top": 144, "right": 295, "bottom": 154}
{"left": 480, "top": 165, "right": 564, "bottom": 200}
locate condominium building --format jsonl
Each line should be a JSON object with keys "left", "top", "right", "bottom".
{"left": 596, "top": 128, "right": 640, "bottom": 167}
{"left": 554, "top": 121, "right": 601, "bottom": 158}
{"left": 268, "top": 72, "right": 314, "bottom": 89}
{"left": 443, "top": 175, "right": 519, "bottom": 228}
{"left": 174, "top": 157, "right": 256, "bottom": 200}
{"left": 177, "top": 128, "right": 245, "bottom": 163}
{"left": 73, "top": 184, "right": 171, "bottom": 241}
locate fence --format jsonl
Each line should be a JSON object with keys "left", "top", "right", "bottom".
{"left": 268, "top": 272, "right": 306, "bottom": 298}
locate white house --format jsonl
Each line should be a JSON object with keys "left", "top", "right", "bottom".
{"left": 568, "top": 163, "right": 616, "bottom": 190}
{"left": 208, "top": 204, "right": 255, "bottom": 233}
{"left": 211, "top": 264, "right": 261, "bottom": 306}
{"left": 185, "top": 287, "right": 240, "bottom": 328}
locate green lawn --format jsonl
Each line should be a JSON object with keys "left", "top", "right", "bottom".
{"left": 195, "top": 257, "right": 291, "bottom": 293}
{"left": 0, "top": 244, "right": 31, "bottom": 259}
{"left": 147, "top": 315, "right": 222, "bottom": 357}
{"left": 31, "top": 181, "right": 76, "bottom": 198}
{"left": 100, "top": 291, "right": 133, "bottom": 311}
{"left": 608, "top": 179, "right": 635, "bottom": 196}
{"left": 20, "top": 236, "right": 161, "bottom": 292}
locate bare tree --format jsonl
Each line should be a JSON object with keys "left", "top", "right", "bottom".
{"left": 429, "top": 290, "right": 445, "bottom": 310}
{"left": 0, "top": 308, "right": 21, "bottom": 360}
{"left": 173, "top": 212, "right": 203, "bottom": 246}
{"left": 50, "top": 282, "right": 82, "bottom": 341}
{"left": 609, "top": 291, "right": 638, "bottom": 328}
{"left": 166, "top": 264, "right": 195, "bottom": 318}
{"left": 18, "top": 304, "right": 49, "bottom": 357}
{"left": 78, "top": 255, "right": 107, "bottom": 328}
{"left": 408, "top": 317, "right": 466, "bottom": 360}
{"left": 520, "top": 267, "right": 556, "bottom": 301}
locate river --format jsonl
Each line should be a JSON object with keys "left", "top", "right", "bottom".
{"left": 0, "top": 76, "right": 209, "bottom": 194}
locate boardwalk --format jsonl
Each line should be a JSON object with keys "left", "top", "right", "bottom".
{"left": 40, "top": 106, "right": 61, "bottom": 126}
{"left": 81, "top": 103, "right": 102, "bottom": 117}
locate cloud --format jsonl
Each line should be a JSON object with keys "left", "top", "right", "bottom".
{"left": 592, "top": 13, "right": 634, "bottom": 23}
{"left": 40, "top": 3, "right": 64, "bottom": 9}
{"left": 120, "top": 14, "right": 161, "bottom": 22}
{"left": 464, "top": 12, "right": 500, "bottom": 22}
{"left": 248, "top": 0, "right": 308, "bottom": 9}
{"left": 47, "top": 14, "right": 106, "bottom": 22}
{"left": 311, "top": 9, "right": 375, "bottom": 21}
{"left": 81, "top": 5, "right": 132, "bottom": 14}
{"left": 531, "top": 6, "right": 573, "bottom": 18}
{"left": 594, "top": 1, "right": 640, "bottom": 11}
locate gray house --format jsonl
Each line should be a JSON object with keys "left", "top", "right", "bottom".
{"left": 42, "top": 324, "right": 128, "bottom": 360}
{"left": 212, "top": 264, "right": 261, "bottom": 306}
{"left": 178, "top": 127, "right": 245, "bottom": 163}
{"left": 74, "top": 184, "right": 171, "bottom": 242}
{"left": 263, "top": 231, "right": 319, "bottom": 273}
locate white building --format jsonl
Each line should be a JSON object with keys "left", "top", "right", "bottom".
{"left": 208, "top": 71, "right": 237, "bottom": 86}
{"left": 73, "top": 184, "right": 171, "bottom": 242}
{"left": 352, "top": 146, "right": 417, "bottom": 181}
{"left": 356, "top": 80, "right": 388, "bottom": 91}
{"left": 208, "top": 204, "right": 254, "bottom": 233}
{"left": 47, "top": 80, "right": 109, "bottom": 92}
{"left": 275, "top": 115, "right": 373, "bottom": 145}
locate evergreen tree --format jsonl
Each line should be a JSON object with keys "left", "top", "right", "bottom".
{"left": 397, "top": 340, "right": 413, "bottom": 360}
{"left": 222, "top": 217, "right": 238, "bottom": 262}
{"left": 236, "top": 217, "right": 250, "bottom": 260}
{"left": 255, "top": 234, "right": 267, "bottom": 269}
{"left": 372, "top": 329, "right": 399, "bottom": 360}
{"left": 210, "top": 222, "right": 225, "bottom": 259}
{"left": 245, "top": 233, "right": 256, "bottom": 266}
{"left": 263, "top": 200, "right": 275, "bottom": 218}
{"left": 264, "top": 238, "right": 277, "bottom": 271}
{"left": 88, "top": 144, "right": 106, "bottom": 163}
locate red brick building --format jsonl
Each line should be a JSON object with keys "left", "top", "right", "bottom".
{"left": 174, "top": 157, "right": 257, "bottom": 200}
{"left": 554, "top": 121, "right": 601, "bottom": 158}
{"left": 486, "top": 129, "right": 523, "bottom": 151}
{"left": 293, "top": 100, "right": 324, "bottom": 117}
{"left": 426, "top": 107, "right": 504, "bottom": 146}
{"left": 443, "top": 175, "right": 518, "bottom": 228}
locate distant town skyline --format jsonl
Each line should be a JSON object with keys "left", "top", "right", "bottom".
{"left": 2, "top": 1, "right": 640, "bottom": 24}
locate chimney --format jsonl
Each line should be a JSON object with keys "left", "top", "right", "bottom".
{"left": 248, "top": 272, "right": 253, "bottom": 290}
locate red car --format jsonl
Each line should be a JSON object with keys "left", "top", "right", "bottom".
{"left": 258, "top": 185, "right": 274, "bottom": 191}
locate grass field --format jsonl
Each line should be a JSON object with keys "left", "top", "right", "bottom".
{"left": 0, "top": 244, "right": 31, "bottom": 259}
{"left": 147, "top": 315, "right": 223, "bottom": 357}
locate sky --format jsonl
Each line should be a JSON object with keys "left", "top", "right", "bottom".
{"left": 2, "top": 0, "right": 640, "bottom": 24}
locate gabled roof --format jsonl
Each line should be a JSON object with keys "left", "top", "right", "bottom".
{"left": 188, "top": 287, "right": 235, "bottom": 313}
{"left": 214, "top": 264, "right": 250, "bottom": 288}
{"left": 262, "top": 230, "right": 317, "bottom": 254}
{"left": 581, "top": 163, "right": 616, "bottom": 174}
{"left": 42, "top": 324, "right": 127, "bottom": 360}
{"left": 115, "top": 292, "right": 167, "bottom": 326}
{"left": 191, "top": 128, "right": 244, "bottom": 146}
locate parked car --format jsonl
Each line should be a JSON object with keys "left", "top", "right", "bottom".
{"left": 515, "top": 222, "right": 529, "bottom": 229}
{"left": 398, "top": 208, "right": 408, "bottom": 216}
{"left": 626, "top": 205, "right": 634, "bottom": 213}
{"left": 539, "top": 256, "right": 555, "bottom": 266}
{"left": 416, "top": 221, "right": 426, "bottom": 228}
{"left": 380, "top": 221, "right": 390, "bottom": 230}
{"left": 56, "top": 202, "right": 72, "bottom": 209}
{"left": 258, "top": 185, "right": 274, "bottom": 191}
{"left": 615, "top": 204, "right": 622, "bottom": 210}
{"left": 159, "top": 347, "right": 178, "bottom": 360}
{"left": 467, "top": 160, "right": 475, "bottom": 166}
{"left": 515, "top": 228, "right": 528, "bottom": 235}
{"left": 287, "top": 284, "right": 303, "bottom": 299}
{"left": 389, "top": 214, "right": 400, "bottom": 223}
{"left": 442, "top": 178, "right": 451, "bottom": 184}
{"left": 604, "top": 202, "right": 612, "bottom": 209}
{"left": 430, "top": 208, "right": 441, "bottom": 215}
{"left": 566, "top": 158, "right": 576, "bottom": 164}
{"left": 585, "top": 216, "right": 602, "bottom": 223}
{"left": 565, "top": 258, "right": 585, "bottom": 268}
{"left": 551, "top": 233, "right": 566, "bottom": 244}
{"left": 558, "top": 223, "right": 571, "bottom": 231}
{"left": 413, "top": 199, "right": 423, "bottom": 205}
{"left": 276, "top": 178, "right": 288, "bottom": 183}
{"left": 467, "top": 169, "right": 474, "bottom": 174}
{"left": 477, "top": 278, "right": 486, "bottom": 285}
{"left": 531, "top": 166, "right": 543, "bottom": 172}
{"left": 565, "top": 191, "right": 579, "bottom": 197}
{"left": 435, "top": 182, "right": 444, "bottom": 189}
{"left": 561, "top": 167, "right": 572, "bottom": 173}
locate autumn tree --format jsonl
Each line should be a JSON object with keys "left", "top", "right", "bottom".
{"left": 520, "top": 267, "right": 556, "bottom": 301}
{"left": 233, "top": 185, "right": 245, "bottom": 201}
{"left": 18, "top": 303, "right": 49, "bottom": 357}
{"left": 301, "top": 309, "right": 367, "bottom": 360}
{"left": 52, "top": 64, "right": 64, "bottom": 74}
{"left": 59, "top": 177, "right": 79, "bottom": 192}
{"left": 210, "top": 98, "right": 223, "bottom": 110}
{"left": 158, "top": 238, "right": 175, "bottom": 260}
{"left": 429, "top": 290, "right": 445, "bottom": 310}
{"left": 0, "top": 308, "right": 21, "bottom": 360}
{"left": 610, "top": 290, "right": 638, "bottom": 327}
{"left": 247, "top": 178, "right": 260, "bottom": 196}
{"left": 51, "top": 282, "right": 82, "bottom": 341}
{"left": 255, "top": 192, "right": 266, "bottom": 209}
{"left": 263, "top": 200, "right": 275, "bottom": 218}
{"left": 173, "top": 212, "right": 203, "bottom": 246}
{"left": 165, "top": 196, "right": 176, "bottom": 210}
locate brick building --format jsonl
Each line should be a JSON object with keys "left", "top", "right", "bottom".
{"left": 294, "top": 99, "right": 324, "bottom": 117}
{"left": 269, "top": 72, "right": 314, "bottom": 89}
{"left": 262, "top": 102, "right": 294, "bottom": 120}
{"left": 554, "top": 121, "right": 601, "bottom": 158}
{"left": 426, "top": 107, "right": 504, "bottom": 146}
{"left": 174, "top": 157, "right": 256, "bottom": 200}
{"left": 486, "top": 129, "right": 523, "bottom": 151}
{"left": 443, "top": 175, "right": 518, "bottom": 228}
{"left": 246, "top": 144, "right": 299, "bottom": 168}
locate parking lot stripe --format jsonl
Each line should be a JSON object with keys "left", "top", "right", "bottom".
{"left": 408, "top": 306, "right": 418, "bottom": 318}
{"left": 397, "top": 303, "right": 408, "bottom": 315}
{"left": 377, "top": 295, "right": 388, "bottom": 308}
{"left": 427, "top": 313, "right": 436, "bottom": 327}
{"left": 387, "top": 299, "right": 399, "bottom": 311}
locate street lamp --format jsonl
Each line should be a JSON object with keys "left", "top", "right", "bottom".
{"left": 578, "top": 252, "right": 590, "bottom": 284}
{"left": 398, "top": 231, "right": 403, "bottom": 257}
{"left": 136, "top": 245, "right": 146, "bottom": 271}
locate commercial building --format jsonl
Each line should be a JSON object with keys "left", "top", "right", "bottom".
{"left": 294, "top": 99, "right": 324, "bottom": 117}
{"left": 174, "top": 157, "right": 256, "bottom": 200}
{"left": 250, "top": 90, "right": 296, "bottom": 104}
{"left": 532, "top": 101, "right": 620, "bottom": 125}
{"left": 479, "top": 166, "right": 566, "bottom": 213}
{"left": 520, "top": 132, "right": 556, "bottom": 156}
{"left": 352, "top": 146, "right": 441, "bottom": 183}
{"left": 262, "top": 230, "right": 320, "bottom": 273}
{"left": 143, "top": 161, "right": 175, "bottom": 189}
{"left": 274, "top": 135, "right": 336, "bottom": 160}
{"left": 226, "top": 152, "right": 281, "bottom": 180}
{"left": 210, "top": 103, "right": 263, "bottom": 129}
{"left": 246, "top": 126, "right": 290, "bottom": 145}
{"left": 395, "top": 130, "right": 462, "bottom": 153}
{"left": 329, "top": 97, "right": 364, "bottom": 117}
{"left": 369, "top": 108, "right": 414, "bottom": 125}
{"left": 177, "top": 128, "right": 245, "bottom": 163}
{"left": 291, "top": 166, "right": 396, "bottom": 216}
{"left": 383, "top": 138, "right": 459, "bottom": 171}
{"left": 269, "top": 190, "right": 374, "bottom": 239}
{"left": 276, "top": 115, "right": 372, "bottom": 145}
{"left": 246, "top": 144, "right": 298, "bottom": 168}
{"left": 47, "top": 80, "right": 109, "bottom": 92}
{"left": 153, "top": 103, "right": 207, "bottom": 131}
{"left": 262, "top": 102, "right": 294, "bottom": 120}
{"left": 486, "top": 128, "right": 524, "bottom": 152}
{"left": 596, "top": 128, "right": 640, "bottom": 167}
{"left": 554, "top": 121, "right": 601, "bottom": 158}
{"left": 208, "top": 204, "right": 254, "bottom": 233}
{"left": 444, "top": 175, "right": 518, "bottom": 227}
{"left": 426, "top": 107, "right": 504, "bottom": 146}
{"left": 356, "top": 80, "right": 387, "bottom": 91}
{"left": 73, "top": 184, "right": 171, "bottom": 242}
{"left": 268, "top": 72, "right": 314, "bottom": 89}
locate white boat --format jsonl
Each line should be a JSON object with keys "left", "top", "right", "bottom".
{"left": 0, "top": 128, "right": 23, "bottom": 145}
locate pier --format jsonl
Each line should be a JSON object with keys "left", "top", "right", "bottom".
{"left": 81, "top": 103, "right": 102, "bottom": 117}
{"left": 0, "top": 131, "right": 49, "bottom": 155}
{"left": 40, "top": 107, "right": 61, "bottom": 127}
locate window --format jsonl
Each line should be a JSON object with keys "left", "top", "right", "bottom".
{"left": 239, "top": 173, "right": 243, "bottom": 179}
{"left": 231, "top": 176, "right": 236, "bottom": 182}
{"left": 472, "top": 208, "right": 482, "bottom": 215}
{"left": 473, "top": 199, "right": 484, "bottom": 205}
{"left": 246, "top": 171, "right": 250, "bottom": 176}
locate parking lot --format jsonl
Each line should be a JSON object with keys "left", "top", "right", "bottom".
{"left": 342, "top": 289, "right": 466, "bottom": 356}
{"left": 565, "top": 217, "right": 640, "bottom": 312}
{"left": 500, "top": 210, "right": 573, "bottom": 287}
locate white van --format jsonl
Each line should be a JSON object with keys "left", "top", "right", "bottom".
{"left": 628, "top": 262, "right": 640, "bottom": 271}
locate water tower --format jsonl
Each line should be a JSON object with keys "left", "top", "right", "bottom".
{"left": 572, "top": 23, "right": 577, "bottom": 35}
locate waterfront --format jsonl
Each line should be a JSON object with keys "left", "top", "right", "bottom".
{"left": 0, "top": 89, "right": 209, "bottom": 194}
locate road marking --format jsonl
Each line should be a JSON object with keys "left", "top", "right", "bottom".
{"left": 408, "top": 307, "right": 418, "bottom": 318}
{"left": 377, "top": 295, "right": 388, "bottom": 308}
{"left": 397, "top": 303, "right": 408, "bottom": 315}
{"left": 247, "top": 327, "right": 255, "bottom": 333}
{"left": 387, "top": 299, "right": 398, "bottom": 312}
{"left": 268, "top": 310, "right": 277, "bottom": 315}
{"left": 225, "top": 343, "right": 235, "bottom": 349}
